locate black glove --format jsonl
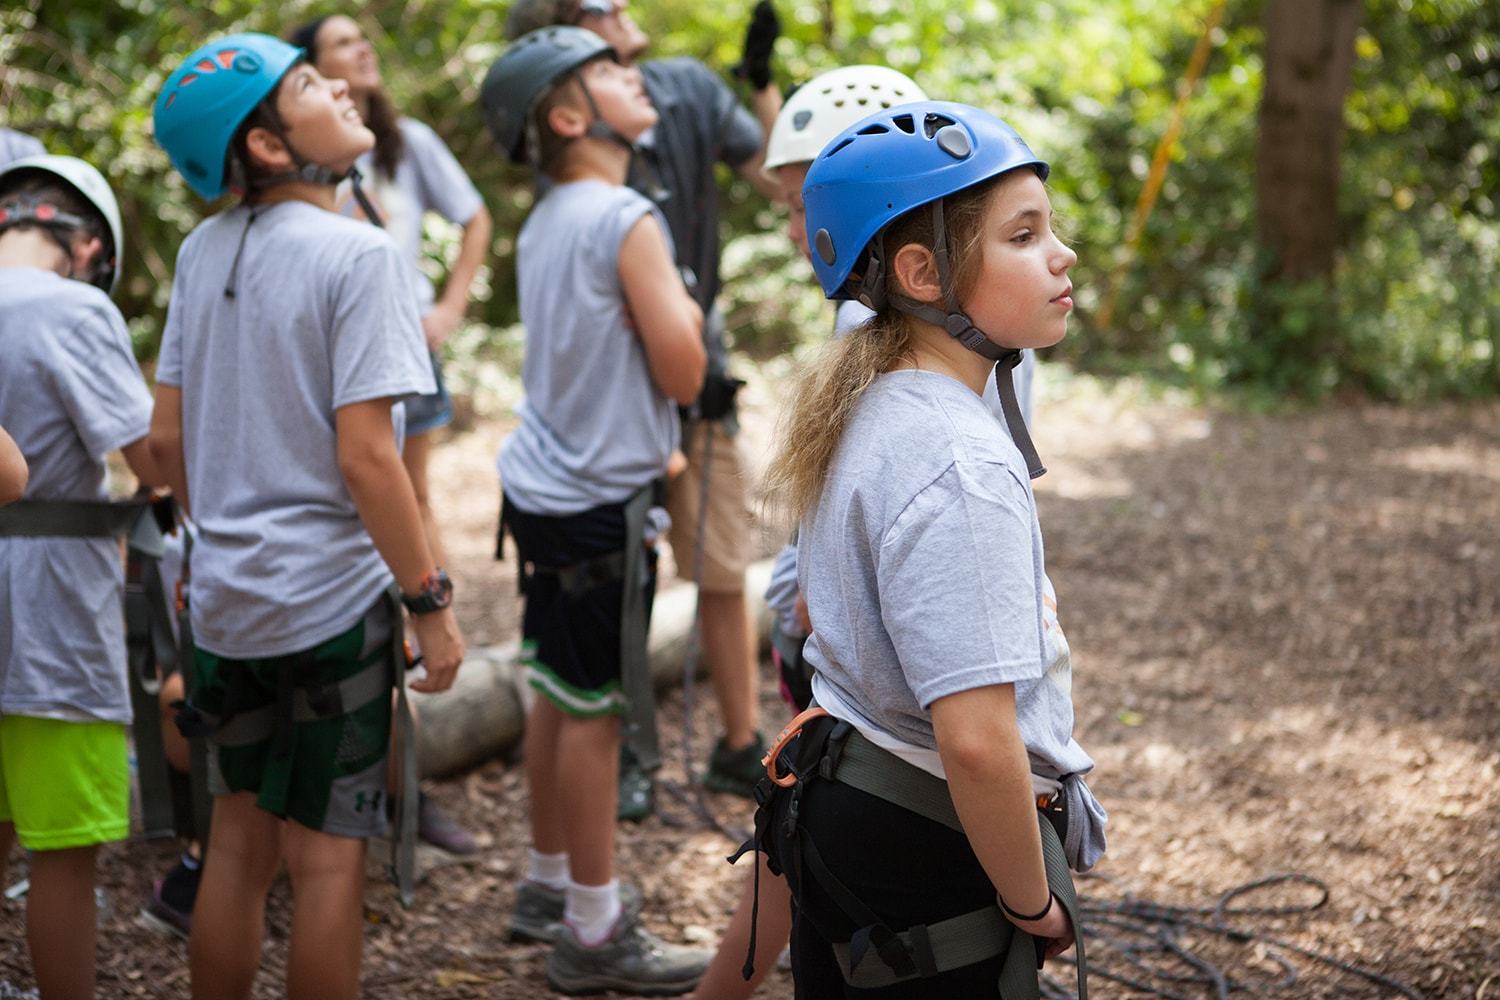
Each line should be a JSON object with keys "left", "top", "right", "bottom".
{"left": 734, "top": 0, "right": 780, "bottom": 90}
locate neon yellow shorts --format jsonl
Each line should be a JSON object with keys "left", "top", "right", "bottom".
{"left": 0, "top": 714, "right": 129, "bottom": 851}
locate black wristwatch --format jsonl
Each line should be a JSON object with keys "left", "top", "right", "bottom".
{"left": 401, "top": 569, "right": 453, "bottom": 615}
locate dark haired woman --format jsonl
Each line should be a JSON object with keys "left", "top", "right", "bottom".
{"left": 291, "top": 13, "right": 492, "bottom": 582}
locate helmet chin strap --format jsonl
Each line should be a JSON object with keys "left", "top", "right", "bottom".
{"left": 576, "top": 74, "right": 638, "bottom": 154}
{"left": 224, "top": 128, "right": 386, "bottom": 300}
{"left": 870, "top": 199, "right": 1047, "bottom": 480}
{"left": 247, "top": 112, "right": 386, "bottom": 228}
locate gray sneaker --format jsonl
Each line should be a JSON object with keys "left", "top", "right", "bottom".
{"left": 546, "top": 912, "right": 712, "bottom": 996}
{"left": 509, "top": 880, "right": 643, "bottom": 944}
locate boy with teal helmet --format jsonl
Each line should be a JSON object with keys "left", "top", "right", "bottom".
{"left": 481, "top": 26, "right": 712, "bottom": 996}
{"left": 150, "top": 31, "right": 463, "bottom": 999}
{"left": 0, "top": 153, "right": 161, "bottom": 998}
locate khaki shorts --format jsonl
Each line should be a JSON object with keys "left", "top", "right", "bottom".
{"left": 666, "top": 421, "right": 752, "bottom": 594}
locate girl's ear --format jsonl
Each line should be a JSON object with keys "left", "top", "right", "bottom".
{"left": 546, "top": 102, "right": 588, "bottom": 141}
{"left": 243, "top": 125, "right": 293, "bottom": 173}
{"left": 890, "top": 242, "right": 943, "bottom": 305}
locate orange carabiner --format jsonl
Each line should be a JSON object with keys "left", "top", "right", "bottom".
{"left": 762, "top": 707, "right": 830, "bottom": 788}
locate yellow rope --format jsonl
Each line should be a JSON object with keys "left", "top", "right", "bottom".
{"left": 1096, "top": 0, "right": 1229, "bottom": 333}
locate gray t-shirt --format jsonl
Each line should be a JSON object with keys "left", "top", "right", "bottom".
{"left": 801, "top": 370, "right": 1093, "bottom": 782}
{"left": 352, "top": 117, "right": 484, "bottom": 314}
{"left": 499, "top": 182, "right": 679, "bottom": 515}
{"left": 632, "top": 58, "right": 763, "bottom": 373}
{"left": 768, "top": 305, "right": 1039, "bottom": 634}
{"left": 0, "top": 128, "right": 46, "bottom": 168}
{"left": 0, "top": 268, "right": 152, "bottom": 723}
{"left": 156, "top": 201, "right": 433, "bottom": 659}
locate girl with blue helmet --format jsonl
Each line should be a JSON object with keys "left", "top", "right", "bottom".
{"left": 752, "top": 101, "right": 1107, "bottom": 997}
{"left": 150, "top": 32, "right": 464, "bottom": 999}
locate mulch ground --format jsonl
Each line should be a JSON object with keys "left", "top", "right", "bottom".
{"left": 2, "top": 372, "right": 1496, "bottom": 999}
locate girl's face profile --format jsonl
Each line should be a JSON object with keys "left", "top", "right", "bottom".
{"left": 273, "top": 64, "right": 376, "bottom": 171}
{"left": 963, "top": 170, "right": 1077, "bottom": 351}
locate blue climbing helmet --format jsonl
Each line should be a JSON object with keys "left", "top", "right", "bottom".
{"left": 803, "top": 100, "right": 1048, "bottom": 306}
{"left": 153, "top": 33, "right": 303, "bottom": 200}
{"left": 803, "top": 101, "right": 1052, "bottom": 478}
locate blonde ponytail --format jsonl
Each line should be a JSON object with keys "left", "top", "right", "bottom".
{"left": 762, "top": 174, "right": 1003, "bottom": 524}
{"left": 762, "top": 313, "right": 913, "bottom": 523}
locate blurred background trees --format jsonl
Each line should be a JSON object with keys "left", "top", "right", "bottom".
{"left": 3, "top": 0, "right": 1496, "bottom": 401}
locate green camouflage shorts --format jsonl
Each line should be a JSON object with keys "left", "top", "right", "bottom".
{"left": 192, "top": 600, "right": 393, "bottom": 838}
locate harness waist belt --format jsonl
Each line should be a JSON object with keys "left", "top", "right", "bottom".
{"left": 196, "top": 657, "right": 392, "bottom": 748}
{"left": 831, "top": 904, "right": 1009, "bottom": 988}
{"left": 0, "top": 499, "right": 150, "bottom": 538}
{"left": 799, "top": 716, "right": 1090, "bottom": 999}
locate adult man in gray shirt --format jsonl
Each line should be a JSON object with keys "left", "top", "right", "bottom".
{"left": 506, "top": 0, "right": 783, "bottom": 813}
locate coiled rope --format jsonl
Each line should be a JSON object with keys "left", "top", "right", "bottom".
{"left": 1040, "top": 873, "right": 1427, "bottom": 1000}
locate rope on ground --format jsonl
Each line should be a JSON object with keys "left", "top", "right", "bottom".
{"left": 1038, "top": 873, "right": 1428, "bottom": 1000}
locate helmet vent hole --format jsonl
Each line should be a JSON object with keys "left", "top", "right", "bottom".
{"left": 833, "top": 99, "right": 845, "bottom": 107}
{"left": 892, "top": 113, "right": 915, "bottom": 134}
{"left": 856, "top": 123, "right": 888, "bottom": 136}
{"left": 792, "top": 110, "right": 813, "bottom": 130}
{"left": 923, "top": 113, "right": 956, "bottom": 139}
{"left": 825, "top": 137, "right": 854, "bottom": 158}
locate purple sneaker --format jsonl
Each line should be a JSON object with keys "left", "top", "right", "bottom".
{"left": 417, "top": 792, "right": 479, "bottom": 856}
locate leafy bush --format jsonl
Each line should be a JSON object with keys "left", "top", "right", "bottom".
{"left": 3, "top": 0, "right": 1496, "bottom": 400}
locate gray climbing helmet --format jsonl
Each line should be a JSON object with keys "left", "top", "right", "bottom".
{"left": 480, "top": 25, "right": 618, "bottom": 164}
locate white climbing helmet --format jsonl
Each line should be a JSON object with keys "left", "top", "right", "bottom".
{"left": 762, "top": 65, "right": 927, "bottom": 177}
{"left": 0, "top": 154, "right": 124, "bottom": 294}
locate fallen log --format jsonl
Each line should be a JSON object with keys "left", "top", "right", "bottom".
{"left": 412, "top": 558, "right": 776, "bottom": 778}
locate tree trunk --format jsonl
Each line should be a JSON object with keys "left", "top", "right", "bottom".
{"left": 1254, "top": 0, "right": 1363, "bottom": 285}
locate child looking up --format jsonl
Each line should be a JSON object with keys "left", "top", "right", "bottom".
{"left": 480, "top": 26, "right": 710, "bottom": 996}
{"left": 150, "top": 32, "right": 463, "bottom": 1000}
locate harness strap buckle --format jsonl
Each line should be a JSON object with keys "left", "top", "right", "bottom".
{"left": 818, "top": 720, "right": 853, "bottom": 780}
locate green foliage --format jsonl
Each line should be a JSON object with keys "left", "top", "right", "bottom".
{"left": 2, "top": 0, "right": 1496, "bottom": 399}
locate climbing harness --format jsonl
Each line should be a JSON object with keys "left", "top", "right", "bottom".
{"left": 497, "top": 479, "right": 661, "bottom": 762}
{"left": 0, "top": 495, "right": 195, "bottom": 838}
{"left": 735, "top": 706, "right": 1088, "bottom": 997}
{"left": 171, "top": 582, "right": 420, "bottom": 905}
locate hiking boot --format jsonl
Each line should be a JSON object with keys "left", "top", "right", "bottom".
{"left": 546, "top": 912, "right": 712, "bottom": 996}
{"left": 618, "top": 745, "right": 655, "bottom": 822}
{"left": 139, "top": 856, "right": 200, "bottom": 941}
{"left": 509, "top": 880, "right": 644, "bottom": 944}
{"left": 417, "top": 792, "right": 479, "bottom": 855}
{"left": 702, "top": 732, "right": 767, "bottom": 799}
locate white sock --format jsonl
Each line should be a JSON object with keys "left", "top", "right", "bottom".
{"left": 527, "top": 849, "right": 570, "bottom": 891}
{"left": 565, "top": 878, "right": 622, "bottom": 947}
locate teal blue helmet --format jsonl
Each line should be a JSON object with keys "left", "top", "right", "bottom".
{"left": 153, "top": 33, "right": 303, "bottom": 199}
